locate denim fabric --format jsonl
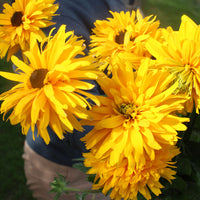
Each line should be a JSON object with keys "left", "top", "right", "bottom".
{"left": 26, "top": 0, "right": 126, "bottom": 166}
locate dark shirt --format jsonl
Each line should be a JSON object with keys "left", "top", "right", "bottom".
{"left": 26, "top": 0, "right": 126, "bottom": 166}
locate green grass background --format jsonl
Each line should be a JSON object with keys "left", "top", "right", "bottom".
{"left": 0, "top": 0, "right": 200, "bottom": 199}
{"left": 142, "top": 0, "right": 200, "bottom": 29}
{"left": 0, "top": 59, "right": 35, "bottom": 200}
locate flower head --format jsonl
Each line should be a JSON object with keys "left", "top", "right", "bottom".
{"left": 84, "top": 145, "right": 180, "bottom": 200}
{"left": 81, "top": 59, "right": 188, "bottom": 169}
{"left": 90, "top": 10, "right": 160, "bottom": 73}
{"left": 0, "top": 0, "right": 58, "bottom": 60}
{"left": 146, "top": 15, "right": 200, "bottom": 113}
{"left": 0, "top": 25, "right": 100, "bottom": 144}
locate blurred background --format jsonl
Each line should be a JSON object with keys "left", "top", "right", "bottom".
{"left": 0, "top": 0, "right": 200, "bottom": 199}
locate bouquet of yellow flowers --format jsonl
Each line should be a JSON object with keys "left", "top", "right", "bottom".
{"left": 0, "top": 1, "right": 200, "bottom": 200}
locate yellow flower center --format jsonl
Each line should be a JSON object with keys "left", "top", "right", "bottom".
{"left": 119, "top": 103, "right": 137, "bottom": 119}
{"left": 172, "top": 64, "right": 193, "bottom": 95}
{"left": 11, "top": 11, "right": 23, "bottom": 27}
{"left": 30, "top": 69, "right": 49, "bottom": 89}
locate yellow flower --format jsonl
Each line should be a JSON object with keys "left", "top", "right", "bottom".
{"left": 0, "top": 25, "right": 100, "bottom": 144}
{"left": 81, "top": 58, "right": 189, "bottom": 169}
{"left": 90, "top": 10, "right": 160, "bottom": 73}
{"left": 84, "top": 145, "right": 180, "bottom": 200}
{"left": 146, "top": 15, "right": 200, "bottom": 113}
{"left": 0, "top": 0, "right": 58, "bottom": 60}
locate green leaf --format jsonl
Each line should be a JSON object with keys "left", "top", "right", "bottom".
{"left": 195, "top": 171, "right": 200, "bottom": 187}
{"left": 189, "top": 129, "right": 200, "bottom": 143}
{"left": 52, "top": 193, "right": 62, "bottom": 200}
{"left": 177, "top": 157, "right": 192, "bottom": 176}
{"left": 171, "top": 176, "right": 187, "bottom": 192}
{"left": 73, "top": 157, "right": 85, "bottom": 162}
{"left": 75, "top": 193, "right": 88, "bottom": 200}
{"left": 193, "top": 114, "right": 200, "bottom": 129}
{"left": 73, "top": 162, "right": 90, "bottom": 173}
{"left": 137, "top": 192, "right": 146, "bottom": 200}
{"left": 50, "top": 174, "right": 69, "bottom": 199}
{"left": 87, "top": 174, "right": 96, "bottom": 183}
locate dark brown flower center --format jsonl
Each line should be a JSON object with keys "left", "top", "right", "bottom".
{"left": 115, "top": 31, "right": 135, "bottom": 44}
{"left": 11, "top": 11, "right": 23, "bottom": 27}
{"left": 30, "top": 69, "right": 49, "bottom": 89}
{"left": 115, "top": 31, "right": 125, "bottom": 44}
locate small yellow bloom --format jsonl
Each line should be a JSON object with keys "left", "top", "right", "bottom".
{"left": 0, "top": 25, "right": 100, "bottom": 144}
{"left": 84, "top": 145, "right": 180, "bottom": 200}
{"left": 90, "top": 10, "right": 160, "bottom": 73}
{"left": 82, "top": 58, "right": 189, "bottom": 169}
{"left": 146, "top": 15, "right": 200, "bottom": 113}
{"left": 0, "top": 0, "right": 58, "bottom": 60}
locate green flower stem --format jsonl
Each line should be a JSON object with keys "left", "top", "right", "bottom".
{"left": 63, "top": 187, "right": 101, "bottom": 194}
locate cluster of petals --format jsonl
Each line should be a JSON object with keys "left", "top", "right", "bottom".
{"left": 82, "top": 59, "right": 188, "bottom": 169}
{"left": 0, "top": 4, "right": 197, "bottom": 199}
{"left": 146, "top": 15, "right": 200, "bottom": 113}
{"left": 0, "top": 0, "right": 58, "bottom": 60}
{"left": 84, "top": 145, "right": 180, "bottom": 200}
{"left": 81, "top": 58, "right": 189, "bottom": 199}
{"left": 90, "top": 10, "right": 160, "bottom": 73}
{"left": 0, "top": 25, "right": 100, "bottom": 144}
